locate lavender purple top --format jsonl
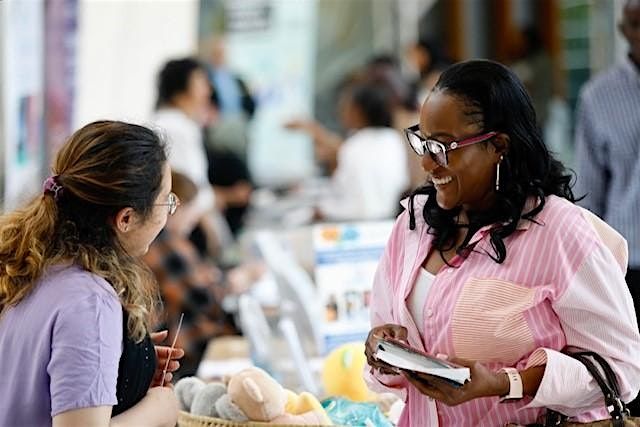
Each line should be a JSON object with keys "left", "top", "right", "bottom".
{"left": 0, "top": 265, "right": 123, "bottom": 427}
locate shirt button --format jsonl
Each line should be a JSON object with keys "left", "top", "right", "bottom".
{"left": 426, "top": 309, "right": 434, "bottom": 317}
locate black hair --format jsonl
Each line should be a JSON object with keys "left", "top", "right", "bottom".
{"left": 409, "top": 60, "right": 578, "bottom": 264}
{"left": 156, "top": 57, "right": 205, "bottom": 108}
{"left": 346, "top": 83, "right": 394, "bottom": 128}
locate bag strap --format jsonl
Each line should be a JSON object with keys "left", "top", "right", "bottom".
{"left": 575, "top": 351, "right": 621, "bottom": 396}
{"left": 542, "top": 351, "right": 629, "bottom": 427}
{"left": 570, "top": 352, "right": 628, "bottom": 425}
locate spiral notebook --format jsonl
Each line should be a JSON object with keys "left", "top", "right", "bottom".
{"left": 374, "top": 338, "right": 470, "bottom": 386}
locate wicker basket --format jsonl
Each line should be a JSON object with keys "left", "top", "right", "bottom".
{"left": 177, "top": 411, "right": 336, "bottom": 427}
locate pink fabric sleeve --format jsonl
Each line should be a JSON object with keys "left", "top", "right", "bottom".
{"left": 523, "top": 242, "right": 640, "bottom": 419}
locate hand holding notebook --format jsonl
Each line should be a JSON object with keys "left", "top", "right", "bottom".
{"left": 374, "top": 337, "right": 470, "bottom": 386}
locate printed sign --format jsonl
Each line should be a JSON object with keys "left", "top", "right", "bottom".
{"left": 313, "top": 221, "right": 394, "bottom": 353}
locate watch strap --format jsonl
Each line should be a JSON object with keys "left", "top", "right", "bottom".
{"left": 499, "top": 367, "right": 523, "bottom": 401}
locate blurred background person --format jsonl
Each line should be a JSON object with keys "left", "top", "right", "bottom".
{"left": 143, "top": 171, "right": 261, "bottom": 378}
{"left": 574, "top": 0, "right": 640, "bottom": 413}
{"left": 286, "top": 56, "right": 420, "bottom": 203}
{"left": 509, "top": 26, "right": 554, "bottom": 130}
{"left": 205, "top": 88, "right": 254, "bottom": 237}
{"left": 405, "top": 37, "right": 452, "bottom": 107}
{"left": 153, "top": 58, "right": 212, "bottom": 199}
{"left": 202, "top": 36, "right": 256, "bottom": 163}
{"left": 152, "top": 57, "right": 231, "bottom": 258}
{"left": 311, "top": 81, "right": 409, "bottom": 220}
{"left": 363, "top": 55, "right": 425, "bottom": 192}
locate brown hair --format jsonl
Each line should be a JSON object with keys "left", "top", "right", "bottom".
{"left": 0, "top": 120, "right": 167, "bottom": 341}
{"left": 171, "top": 171, "right": 198, "bottom": 204}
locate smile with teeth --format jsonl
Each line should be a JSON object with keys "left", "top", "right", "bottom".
{"left": 432, "top": 176, "right": 453, "bottom": 186}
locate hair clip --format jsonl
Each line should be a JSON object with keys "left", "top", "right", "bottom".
{"left": 43, "top": 176, "right": 64, "bottom": 201}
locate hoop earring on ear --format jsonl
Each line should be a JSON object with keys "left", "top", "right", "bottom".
{"left": 496, "top": 155, "right": 504, "bottom": 191}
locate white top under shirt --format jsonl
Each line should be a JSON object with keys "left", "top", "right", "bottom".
{"left": 407, "top": 267, "right": 435, "bottom": 332}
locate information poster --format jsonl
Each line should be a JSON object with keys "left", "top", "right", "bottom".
{"left": 313, "top": 221, "right": 394, "bottom": 353}
{"left": 2, "top": 0, "right": 45, "bottom": 210}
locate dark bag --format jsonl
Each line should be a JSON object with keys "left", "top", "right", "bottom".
{"left": 540, "top": 351, "right": 640, "bottom": 427}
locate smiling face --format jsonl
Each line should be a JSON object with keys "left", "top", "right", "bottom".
{"left": 419, "top": 90, "right": 505, "bottom": 213}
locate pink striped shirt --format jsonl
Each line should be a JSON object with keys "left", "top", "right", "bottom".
{"left": 365, "top": 195, "right": 640, "bottom": 426}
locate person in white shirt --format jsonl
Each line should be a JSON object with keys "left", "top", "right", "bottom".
{"left": 317, "top": 82, "right": 409, "bottom": 220}
{"left": 152, "top": 58, "right": 214, "bottom": 217}
{"left": 152, "top": 58, "right": 234, "bottom": 255}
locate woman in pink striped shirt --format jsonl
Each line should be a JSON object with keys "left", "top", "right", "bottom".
{"left": 364, "top": 59, "right": 640, "bottom": 426}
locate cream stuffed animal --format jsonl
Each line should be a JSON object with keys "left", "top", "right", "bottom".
{"left": 175, "top": 367, "right": 332, "bottom": 425}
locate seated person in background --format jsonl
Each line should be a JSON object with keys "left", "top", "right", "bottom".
{"left": 153, "top": 57, "right": 213, "bottom": 218}
{"left": 144, "top": 171, "right": 259, "bottom": 377}
{"left": 205, "top": 88, "right": 254, "bottom": 237}
{"left": 315, "top": 82, "right": 409, "bottom": 220}
{"left": 285, "top": 57, "right": 418, "bottom": 181}
{"left": 152, "top": 57, "right": 228, "bottom": 259}
{"left": 207, "top": 147, "right": 253, "bottom": 236}
{"left": 285, "top": 80, "right": 409, "bottom": 220}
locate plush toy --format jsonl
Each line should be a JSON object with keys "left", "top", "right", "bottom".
{"left": 192, "top": 382, "right": 228, "bottom": 418}
{"left": 226, "top": 367, "right": 287, "bottom": 422}
{"left": 175, "top": 367, "right": 332, "bottom": 425}
{"left": 278, "top": 390, "right": 332, "bottom": 425}
{"left": 174, "top": 376, "right": 206, "bottom": 411}
{"left": 284, "top": 390, "right": 326, "bottom": 416}
{"left": 322, "top": 342, "right": 374, "bottom": 402}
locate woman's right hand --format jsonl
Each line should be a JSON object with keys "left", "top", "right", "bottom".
{"left": 144, "top": 387, "right": 179, "bottom": 426}
{"left": 364, "top": 324, "right": 408, "bottom": 375}
{"left": 109, "top": 386, "right": 179, "bottom": 427}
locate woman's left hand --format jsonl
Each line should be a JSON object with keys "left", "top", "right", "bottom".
{"left": 401, "top": 357, "right": 508, "bottom": 406}
{"left": 150, "top": 330, "right": 185, "bottom": 387}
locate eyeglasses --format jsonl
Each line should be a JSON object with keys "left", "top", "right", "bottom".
{"left": 404, "top": 124, "right": 498, "bottom": 167}
{"left": 155, "top": 192, "right": 180, "bottom": 216}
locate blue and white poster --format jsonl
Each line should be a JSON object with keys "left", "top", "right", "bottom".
{"left": 313, "top": 221, "right": 394, "bottom": 353}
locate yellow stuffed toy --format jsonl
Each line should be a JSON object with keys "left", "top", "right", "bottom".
{"left": 285, "top": 390, "right": 329, "bottom": 418}
{"left": 321, "top": 342, "right": 374, "bottom": 402}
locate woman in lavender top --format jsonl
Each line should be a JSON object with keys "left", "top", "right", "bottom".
{"left": 0, "top": 121, "right": 183, "bottom": 427}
